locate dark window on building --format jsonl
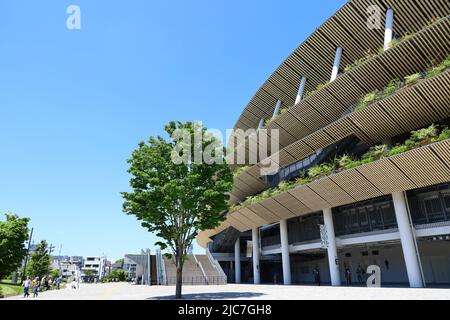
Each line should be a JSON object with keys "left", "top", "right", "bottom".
{"left": 372, "top": 250, "right": 379, "bottom": 255}
{"left": 261, "top": 135, "right": 369, "bottom": 189}
{"left": 261, "top": 224, "right": 281, "bottom": 248}
{"left": 345, "top": 253, "right": 352, "bottom": 257}
{"left": 361, "top": 251, "right": 368, "bottom": 256}
{"left": 333, "top": 196, "right": 397, "bottom": 236}
{"left": 287, "top": 212, "right": 324, "bottom": 244}
{"left": 407, "top": 183, "right": 450, "bottom": 225}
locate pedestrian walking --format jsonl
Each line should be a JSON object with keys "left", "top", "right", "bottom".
{"left": 22, "top": 277, "right": 31, "bottom": 298}
{"left": 71, "top": 278, "right": 78, "bottom": 289}
{"left": 33, "top": 277, "right": 40, "bottom": 297}
{"left": 312, "top": 266, "right": 321, "bottom": 286}
{"left": 356, "top": 264, "right": 365, "bottom": 285}
{"left": 44, "top": 277, "right": 50, "bottom": 291}
{"left": 345, "top": 265, "right": 352, "bottom": 286}
{"left": 55, "top": 276, "right": 61, "bottom": 290}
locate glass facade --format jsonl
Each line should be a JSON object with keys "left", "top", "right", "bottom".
{"left": 407, "top": 183, "right": 450, "bottom": 225}
{"left": 288, "top": 212, "right": 323, "bottom": 244}
{"left": 332, "top": 196, "right": 398, "bottom": 237}
{"left": 261, "top": 135, "right": 369, "bottom": 189}
{"left": 261, "top": 225, "right": 281, "bottom": 248}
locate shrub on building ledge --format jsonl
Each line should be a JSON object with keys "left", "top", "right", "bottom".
{"left": 229, "top": 124, "right": 450, "bottom": 213}
{"left": 354, "top": 54, "right": 450, "bottom": 112}
{"left": 263, "top": 107, "right": 288, "bottom": 128}
{"left": 233, "top": 165, "right": 249, "bottom": 178}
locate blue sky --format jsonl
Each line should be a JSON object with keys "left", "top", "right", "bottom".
{"left": 0, "top": 0, "right": 346, "bottom": 260}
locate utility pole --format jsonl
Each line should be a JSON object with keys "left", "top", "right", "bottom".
{"left": 21, "top": 227, "right": 34, "bottom": 282}
{"left": 48, "top": 243, "right": 56, "bottom": 256}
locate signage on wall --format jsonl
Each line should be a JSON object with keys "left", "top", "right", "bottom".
{"left": 319, "top": 224, "right": 329, "bottom": 248}
{"left": 246, "top": 240, "right": 253, "bottom": 258}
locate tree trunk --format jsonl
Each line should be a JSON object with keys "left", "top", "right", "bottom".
{"left": 175, "top": 264, "right": 183, "bottom": 299}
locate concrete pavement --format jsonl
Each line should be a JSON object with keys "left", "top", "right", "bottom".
{"left": 5, "top": 282, "right": 450, "bottom": 300}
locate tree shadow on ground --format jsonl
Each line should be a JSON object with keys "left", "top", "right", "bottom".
{"left": 148, "top": 292, "right": 266, "bottom": 300}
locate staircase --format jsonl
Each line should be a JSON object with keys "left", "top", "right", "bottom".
{"left": 197, "top": 255, "right": 227, "bottom": 285}
{"left": 162, "top": 254, "right": 227, "bottom": 285}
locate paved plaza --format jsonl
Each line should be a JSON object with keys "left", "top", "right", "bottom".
{"left": 5, "top": 283, "right": 450, "bottom": 300}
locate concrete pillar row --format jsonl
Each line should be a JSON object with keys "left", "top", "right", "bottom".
{"left": 234, "top": 238, "right": 241, "bottom": 284}
{"left": 280, "top": 219, "right": 292, "bottom": 285}
{"left": 392, "top": 192, "right": 424, "bottom": 288}
{"left": 252, "top": 228, "right": 260, "bottom": 284}
{"left": 323, "top": 208, "right": 341, "bottom": 286}
{"left": 295, "top": 76, "right": 307, "bottom": 104}
{"left": 273, "top": 100, "right": 282, "bottom": 117}
{"left": 384, "top": 8, "right": 394, "bottom": 51}
{"left": 330, "top": 47, "right": 342, "bottom": 81}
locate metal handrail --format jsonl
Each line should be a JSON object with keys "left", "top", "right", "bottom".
{"left": 193, "top": 254, "right": 209, "bottom": 285}
{"left": 206, "top": 248, "right": 227, "bottom": 281}
{"left": 164, "top": 275, "right": 227, "bottom": 286}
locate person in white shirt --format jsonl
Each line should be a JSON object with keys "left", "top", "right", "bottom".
{"left": 22, "top": 277, "right": 31, "bottom": 298}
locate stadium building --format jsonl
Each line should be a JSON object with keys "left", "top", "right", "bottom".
{"left": 197, "top": 0, "right": 450, "bottom": 287}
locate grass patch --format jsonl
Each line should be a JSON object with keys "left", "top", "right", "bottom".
{"left": 0, "top": 282, "right": 24, "bottom": 298}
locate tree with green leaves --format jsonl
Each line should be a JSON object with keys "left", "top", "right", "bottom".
{"left": 0, "top": 214, "right": 30, "bottom": 280}
{"left": 102, "top": 269, "right": 126, "bottom": 282}
{"left": 115, "top": 258, "right": 124, "bottom": 268}
{"left": 49, "top": 269, "right": 60, "bottom": 279}
{"left": 122, "top": 121, "right": 233, "bottom": 298}
{"left": 27, "top": 240, "right": 51, "bottom": 279}
{"left": 83, "top": 268, "right": 97, "bottom": 282}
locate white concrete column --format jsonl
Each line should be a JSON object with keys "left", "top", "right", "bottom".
{"left": 257, "top": 118, "right": 265, "bottom": 129}
{"left": 323, "top": 208, "right": 341, "bottom": 286}
{"left": 384, "top": 8, "right": 394, "bottom": 51}
{"left": 252, "top": 228, "right": 261, "bottom": 284}
{"left": 234, "top": 238, "right": 241, "bottom": 284}
{"left": 330, "top": 47, "right": 343, "bottom": 81}
{"left": 295, "top": 76, "right": 307, "bottom": 104}
{"left": 392, "top": 192, "right": 424, "bottom": 288}
{"left": 273, "top": 100, "right": 282, "bottom": 117}
{"left": 279, "top": 219, "right": 291, "bottom": 285}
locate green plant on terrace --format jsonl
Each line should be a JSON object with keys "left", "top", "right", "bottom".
{"left": 316, "top": 81, "right": 330, "bottom": 91}
{"left": 355, "top": 91, "right": 378, "bottom": 110}
{"left": 383, "top": 78, "right": 401, "bottom": 95}
{"left": 433, "top": 126, "right": 450, "bottom": 142}
{"left": 277, "top": 180, "right": 295, "bottom": 192}
{"left": 295, "top": 176, "right": 312, "bottom": 186}
{"left": 307, "top": 163, "right": 335, "bottom": 179}
{"left": 337, "top": 154, "right": 361, "bottom": 170}
{"left": 363, "top": 91, "right": 377, "bottom": 104}
{"left": 264, "top": 117, "right": 274, "bottom": 127}
{"left": 404, "top": 72, "right": 421, "bottom": 84}
{"left": 264, "top": 107, "right": 289, "bottom": 127}
{"left": 388, "top": 37, "right": 400, "bottom": 48}
{"left": 233, "top": 165, "right": 249, "bottom": 177}
{"left": 230, "top": 124, "right": 450, "bottom": 212}
{"left": 354, "top": 55, "right": 449, "bottom": 113}
{"left": 426, "top": 55, "right": 450, "bottom": 78}
{"left": 388, "top": 144, "right": 408, "bottom": 157}
{"left": 410, "top": 124, "right": 438, "bottom": 143}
